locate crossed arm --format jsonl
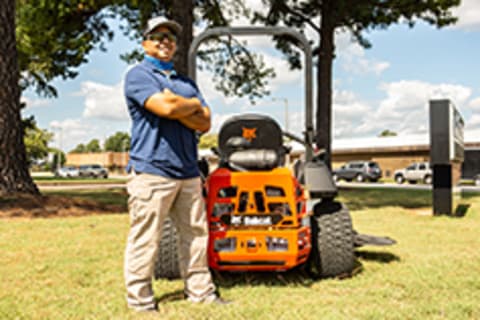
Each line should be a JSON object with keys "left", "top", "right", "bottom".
{"left": 144, "top": 88, "right": 211, "bottom": 132}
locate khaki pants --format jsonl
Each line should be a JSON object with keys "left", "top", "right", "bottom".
{"left": 124, "top": 172, "right": 216, "bottom": 310}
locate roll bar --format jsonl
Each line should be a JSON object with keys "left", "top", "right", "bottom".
{"left": 188, "top": 27, "right": 314, "bottom": 161}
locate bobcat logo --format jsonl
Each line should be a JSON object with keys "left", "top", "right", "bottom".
{"left": 242, "top": 127, "right": 257, "bottom": 142}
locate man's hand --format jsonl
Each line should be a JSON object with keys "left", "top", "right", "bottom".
{"left": 178, "top": 106, "right": 211, "bottom": 133}
{"left": 144, "top": 89, "right": 202, "bottom": 119}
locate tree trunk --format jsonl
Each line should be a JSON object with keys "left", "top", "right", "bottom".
{"left": 171, "top": 0, "right": 194, "bottom": 76}
{"left": 0, "top": 0, "right": 39, "bottom": 195}
{"left": 316, "top": 2, "right": 335, "bottom": 169}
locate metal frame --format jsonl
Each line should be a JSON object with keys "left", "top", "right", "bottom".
{"left": 188, "top": 27, "right": 314, "bottom": 161}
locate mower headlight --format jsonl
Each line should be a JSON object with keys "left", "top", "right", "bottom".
{"left": 214, "top": 237, "right": 236, "bottom": 252}
{"left": 266, "top": 236, "right": 289, "bottom": 252}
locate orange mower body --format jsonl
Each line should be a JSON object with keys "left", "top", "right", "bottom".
{"left": 205, "top": 167, "right": 311, "bottom": 271}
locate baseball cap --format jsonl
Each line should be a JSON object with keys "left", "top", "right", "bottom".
{"left": 143, "top": 16, "right": 182, "bottom": 37}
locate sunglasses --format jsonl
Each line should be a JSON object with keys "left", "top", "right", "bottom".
{"left": 146, "top": 31, "right": 177, "bottom": 43}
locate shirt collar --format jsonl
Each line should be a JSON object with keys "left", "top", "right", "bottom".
{"left": 144, "top": 55, "right": 177, "bottom": 77}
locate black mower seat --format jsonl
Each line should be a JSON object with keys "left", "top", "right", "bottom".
{"left": 218, "top": 114, "right": 286, "bottom": 171}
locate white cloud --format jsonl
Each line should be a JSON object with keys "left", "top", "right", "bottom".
{"left": 466, "top": 114, "right": 480, "bottom": 129}
{"left": 49, "top": 117, "right": 130, "bottom": 152}
{"left": 265, "top": 54, "right": 302, "bottom": 89}
{"left": 21, "top": 96, "right": 51, "bottom": 109}
{"left": 332, "top": 89, "right": 374, "bottom": 138}
{"left": 284, "top": 110, "right": 305, "bottom": 135}
{"left": 49, "top": 119, "right": 92, "bottom": 151}
{"left": 332, "top": 80, "right": 473, "bottom": 139}
{"left": 210, "top": 113, "right": 236, "bottom": 134}
{"left": 336, "top": 32, "right": 390, "bottom": 76}
{"left": 79, "top": 81, "right": 129, "bottom": 120}
{"left": 468, "top": 97, "right": 480, "bottom": 110}
{"left": 373, "top": 81, "right": 471, "bottom": 135}
{"left": 452, "top": 0, "right": 480, "bottom": 30}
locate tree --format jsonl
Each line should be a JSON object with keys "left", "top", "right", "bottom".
{"left": 254, "top": 0, "right": 460, "bottom": 167}
{"left": 16, "top": 0, "right": 129, "bottom": 97}
{"left": 379, "top": 130, "right": 397, "bottom": 137}
{"left": 1, "top": 1, "right": 128, "bottom": 195}
{"left": 199, "top": 134, "right": 218, "bottom": 149}
{"left": 104, "top": 132, "right": 130, "bottom": 152}
{"left": 85, "top": 139, "right": 102, "bottom": 153}
{"left": 71, "top": 144, "right": 87, "bottom": 153}
{"left": 23, "top": 117, "right": 54, "bottom": 164}
{"left": 0, "top": 0, "right": 39, "bottom": 195}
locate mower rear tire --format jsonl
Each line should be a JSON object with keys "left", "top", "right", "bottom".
{"left": 154, "top": 217, "right": 181, "bottom": 280}
{"left": 309, "top": 201, "right": 355, "bottom": 278}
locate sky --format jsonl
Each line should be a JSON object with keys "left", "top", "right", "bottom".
{"left": 21, "top": 0, "right": 480, "bottom": 152}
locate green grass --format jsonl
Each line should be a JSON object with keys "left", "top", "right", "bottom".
{"left": 1, "top": 189, "right": 480, "bottom": 319}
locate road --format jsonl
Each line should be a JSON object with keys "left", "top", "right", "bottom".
{"left": 336, "top": 181, "right": 480, "bottom": 193}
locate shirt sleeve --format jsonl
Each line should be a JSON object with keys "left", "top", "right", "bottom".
{"left": 197, "top": 90, "right": 208, "bottom": 108}
{"left": 124, "top": 66, "right": 162, "bottom": 108}
{"left": 190, "top": 80, "right": 208, "bottom": 107}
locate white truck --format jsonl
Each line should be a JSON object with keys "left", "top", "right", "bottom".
{"left": 394, "top": 162, "right": 432, "bottom": 184}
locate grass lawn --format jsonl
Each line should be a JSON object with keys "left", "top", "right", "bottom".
{"left": 1, "top": 188, "right": 480, "bottom": 319}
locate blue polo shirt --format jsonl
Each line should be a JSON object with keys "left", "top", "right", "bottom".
{"left": 124, "top": 58, "right": 208, "bottom": 179}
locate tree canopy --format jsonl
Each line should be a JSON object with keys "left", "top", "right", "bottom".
{"left": 85, "top": 139, "right": 102, "bottom": 153}
{"left": 379, "top": 130, "right": 398, "bottom": 137}
{"left": 104, "top": 131, "right": 130, "bottom": 152}
{"left": 198, "top": 133, "right": 218, "bottom": 150}
{"left": 71, "top": 141, "right": 102, "bottom": 153}
{"left": 71, "top": 144, "right": 87, "bottom": 153}
{"left": 15, "top": 0, "right": 126, "bottom": 97}
{"left": 23, "top": 117, "right": 54, "bottom": 164}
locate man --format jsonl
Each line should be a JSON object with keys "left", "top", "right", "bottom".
{"left": 123, "top": 16, "right": 225, "bottom": 312}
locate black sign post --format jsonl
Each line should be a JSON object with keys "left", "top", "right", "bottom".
{"left": 429, "top": 99, "right": 464, "bottom": 216}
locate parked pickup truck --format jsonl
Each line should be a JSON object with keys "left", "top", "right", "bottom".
{"left": 394, "top": 162, "right": 432, "bottom": 184}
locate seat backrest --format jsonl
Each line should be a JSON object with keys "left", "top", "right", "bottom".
{"left": 218, "top": 114, "right": 283, "bottom": 157}
{"left": 218, "top": 114, "right": 284, "bottom": 170}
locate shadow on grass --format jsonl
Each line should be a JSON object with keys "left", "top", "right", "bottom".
{"left": 156, "top": 290, "right": 185, "bottom": 304}
{"left": 153, "top": 252, "right": 400, "bottom": 301}
{"left": 211, "top": 267, "right": 316, "bottom": 289}
{"left": 453, "top": 204, "right": 471, "bottom": 217}
{"left": 44, "top": 188, "right": 128, "bottom": 209}
{"left": 210, "top": 259, "right": 369, "bottom": 289}
{"left": 355, "top": 250, "right": 401, "bottom": 263}
{"left": 338, "top": 188, "right": 433, "bottom": 211}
